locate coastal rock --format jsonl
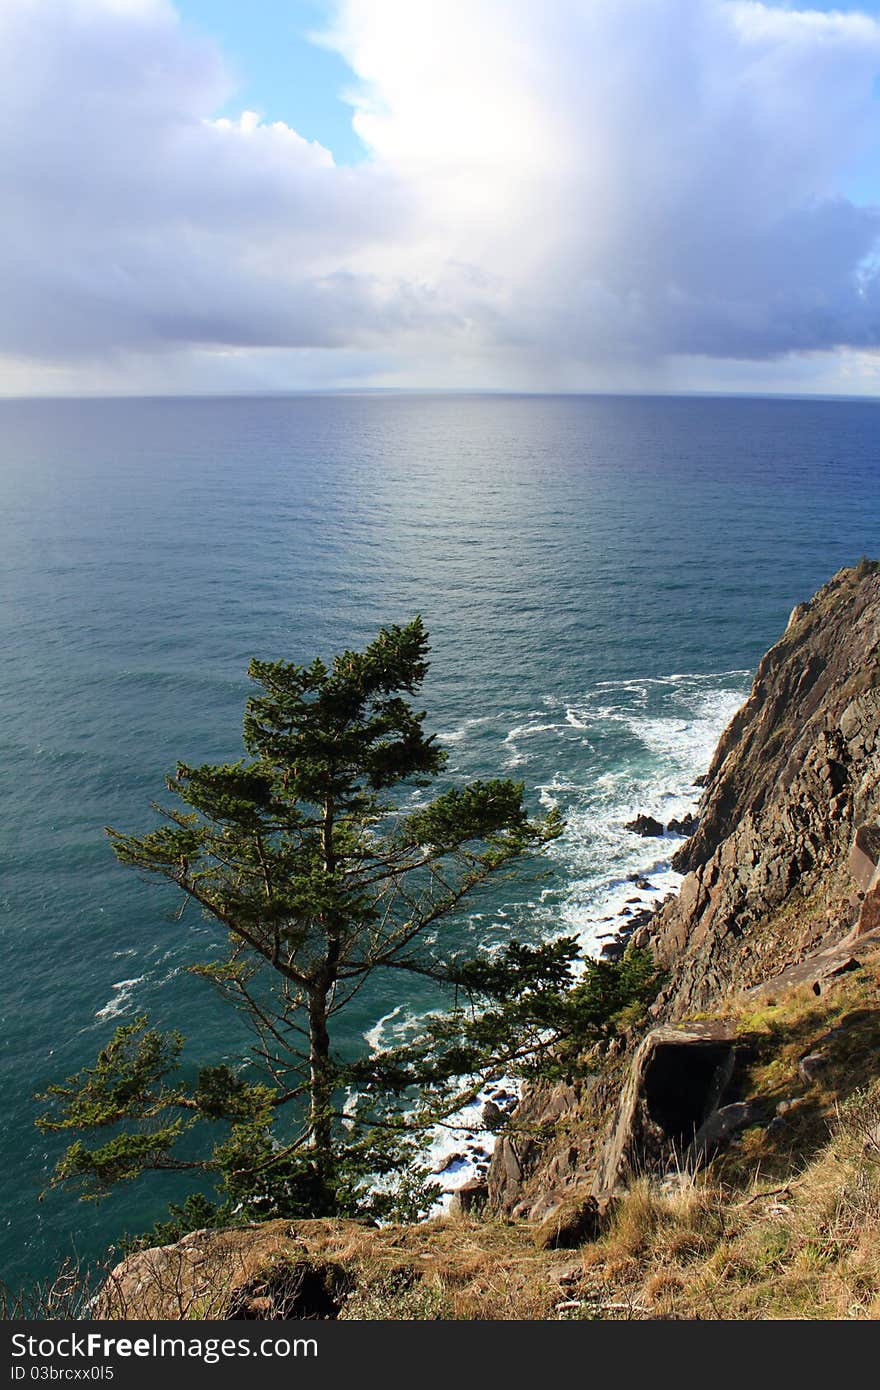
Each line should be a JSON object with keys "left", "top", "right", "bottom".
{"left": 625, "top": 814, "right": 665, "bottom": 837}
{"left": 648, "top": 564, "right": 880, "bottom": 1015}
{"left": 487, "top": 565, "right": 880, "bottom": 1217}
{"left": 486, "top": 1077, "right": 613, "bottom": 1220}
{"left": 629, "top": 875, "right": 654, "bottom": 890}
{"left": 667, "top": 814, "right": 698, "bottom": 836}
{"left": 481, "top": 1099, "right": 505, "bottom": 1130}
{"left": 433, "top": 1151, "right": 464, "bottom": 1174}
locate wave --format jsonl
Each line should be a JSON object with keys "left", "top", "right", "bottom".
{"left": 94, "top": 976, "right": 146, "bottom": 1022}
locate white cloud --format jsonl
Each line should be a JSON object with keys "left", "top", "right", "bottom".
{"left": 2, "top": 0, "right": 880, "bottom": 391}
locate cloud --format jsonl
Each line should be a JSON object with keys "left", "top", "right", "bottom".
{"left": 2, "top": 0, "right": 880, "bottom": 390}
{"left": 0, "top": 0, "right": 414, "bottom": 361}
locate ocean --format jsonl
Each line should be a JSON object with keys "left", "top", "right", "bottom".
{"left": 1, "top": 391, "right": 878, "bottom": 1287}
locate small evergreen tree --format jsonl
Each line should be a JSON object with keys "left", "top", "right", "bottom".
{"left": 36, "top": 622, "right": 543, "bottom": 1215}
{"left": 37, "top": 618, "right": 662, "bottom": 1229}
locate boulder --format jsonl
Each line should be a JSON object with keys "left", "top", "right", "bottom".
{"left": 685, "top": 1099, "right": 766, "bottom": 1166}
{"left": 481, "top": 1098, "right": 505, "bottom": 1130}
{"left": 447, "top": 1179, "right": 489, "bottom": 1218}
{"left": 667, "top": 814, "right": 699, "bottom": 837}
{"left": 625, "top": 814, "right": 665, "bottom": 838}
{"left": 532, "top": 1193, "right": 608, "bottom": 1250}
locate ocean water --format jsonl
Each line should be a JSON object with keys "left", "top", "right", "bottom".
{"left": 1, "top": 391, "right": 878, "bottom": 1286}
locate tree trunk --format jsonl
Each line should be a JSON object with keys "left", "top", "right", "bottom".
{"left": 307, "top": 985, "right": 333, "bottom": 1170}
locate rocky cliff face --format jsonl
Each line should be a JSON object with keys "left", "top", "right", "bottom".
{"left": 650, "top": 561, "right": 880, "bottom": 1016}
{"left": 488, "top": 561, "right": 880, "bottom": 1218}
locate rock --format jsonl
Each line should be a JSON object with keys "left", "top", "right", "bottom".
{"left": 849, "top": 824, "right": 880, "bottom": 892}
{"left": 650, "top": 565, "right": 880, "bottom": 1018}
{"left": 775, "top": 1097, "right": 804, "bottom": 1118}
{"left": 667, "top": 814, "right": 699, "bottom": 837}
{"left": 532, "top": 1193, "right": 604, "bottom": 1250}
{"left": 592, "top": 1023, "right": 735, "bottom": 1193}
{"left": 488, "top": 565, "right": 880, "bottom": 1221}
{"left": 745, "top": 941, "right": 867, "bottom": 1004}
{"left": 628, "top": 909, "right": 655, "bottom": 929}
{"left": 447, "top": 1179, "right": 489, "bottom": 1218}
{"left": 857, "top": 864, "right": 880, "bottom": 936}
{"left": 625, "top": 814, "right": 665, "bottom": 837}
{"left": 433, "top": 1151, "right": 464, "bottom": 1174}
{"left": 93, "top": 1220, "right": 359, "bottom": 1320}
{"left": 600, "top": 940, "right": 625, "bottom": 962}
{"left": 547, "top": 1260, "right": 585, "bottom": 1287}
{"left": 798, "top": 1052, "right": 830, "bottom": 1084}
{"left": 481, "top": 1099, "right": 505, "bottom": 1130}
{"left": 685, "top": 1100, "right": 766, "bottom": 1167}
{"left": 766, "top": 1097, "right": 805, "bottom": 1135}
{"left": 629, "top": 875, "right": 654, "bottom": 890}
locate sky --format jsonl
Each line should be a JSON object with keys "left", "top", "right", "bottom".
{"left": 3, "top": 0, "right": 880, "bottom": 397}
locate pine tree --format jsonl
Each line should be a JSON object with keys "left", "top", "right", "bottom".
{"left": 38, "top": 619, "right": 586, "bottom": 1224}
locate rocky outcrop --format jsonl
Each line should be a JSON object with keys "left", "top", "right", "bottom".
{"left": 590, "top": 1023, "right": 735, "bottom": 1193}
{"left": 625, "top": 814, "right": 665, "bottom": 837}
{"left": 94, "top": 1215, "right": 591, "bottom": 1321}
{"left": 94, "top": 1219, "right": 359, "bottom": 1320}
{"left": 488, "top": 562, "right": 880, "bottom": 1216}
{"left": 648, "top": 563, "right": 880, "bottom": 1016}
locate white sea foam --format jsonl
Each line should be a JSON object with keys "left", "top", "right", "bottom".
{"left": 363, "top": 1005, "right": 404, "bottom": 1054}
{"left": 436, "top": 715, "right": 494, "bottom": 745}
{"left": 95, "top": 976, "right": 146, "bottom": 1022}
{"left": 371, "top": 668, "right": 751, "bottom": 1212}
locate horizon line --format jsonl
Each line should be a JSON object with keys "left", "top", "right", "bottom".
{"left": 1, "top": 387, "right": 878, "bottom": 405}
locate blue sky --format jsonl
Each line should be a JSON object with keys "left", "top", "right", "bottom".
{"left": 2, "top": 0, "right": 880, "bottom": 396}
{"left": 174, "top": 1, "right": 366, "bottom": 164}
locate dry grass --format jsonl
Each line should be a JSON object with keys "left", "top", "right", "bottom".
{"left": 14, "top": 945, "right": 880, "bottom": 1322}
{"left": 547, "top": 946, "right": 880, "bottom": 1321}
{"left": 562, "top": 1117, "right": 880, "bottom": 1320}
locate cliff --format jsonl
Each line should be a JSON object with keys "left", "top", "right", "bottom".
{"left": 653, "top": 560, "right": 880, "bottom": 1014}
{"left": 489, "top": 560, "right": 880, "bottom": 1220}
{"left": 93, "top": 562, "right": 880, "bottom": 1319}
